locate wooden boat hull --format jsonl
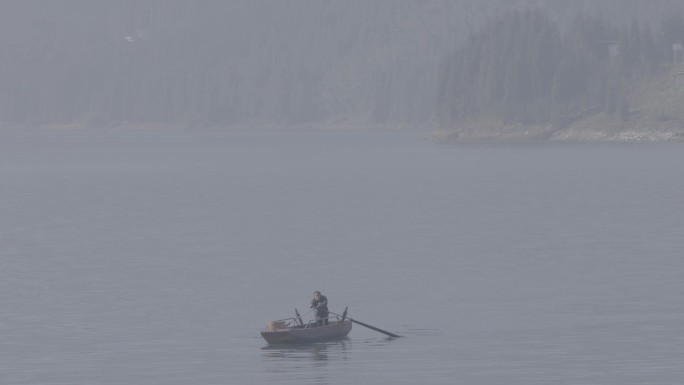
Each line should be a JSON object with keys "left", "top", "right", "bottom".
{"left": 261, "top": 320, "right": 352, "bottom": 344}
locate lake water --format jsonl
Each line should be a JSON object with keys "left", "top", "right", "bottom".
{"left": 1, "top": 131, "right": 683, "bottom": 384}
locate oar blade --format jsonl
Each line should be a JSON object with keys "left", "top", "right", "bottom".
{"left": 294, "top": 308, "right": 304, "bottom": 326}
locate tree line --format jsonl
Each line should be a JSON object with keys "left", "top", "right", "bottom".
{"left": 435, "top": 9, "right": 684, "bottom": 129}
{"left": 1, "top": 1, "right": 683, "bottom": 130}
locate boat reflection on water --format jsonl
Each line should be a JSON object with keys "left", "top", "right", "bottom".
{"left": 260, "top": 340, "right": 350, "bottom": 384}
{"left": 261, "top": 339, "right": 351, "bottom": 363}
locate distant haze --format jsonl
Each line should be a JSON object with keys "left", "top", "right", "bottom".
{"left": 1, "top": 0, "right": 682, "bottom": 130}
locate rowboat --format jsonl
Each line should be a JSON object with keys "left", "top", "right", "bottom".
{"left": 261, "top": 310, "right": 352, "bottom": 344}
{"left": 261, "top": 306, "right": 400, "bottom": 344}
{"left": 261, "top": 319, "right": 352, "bottom": 344}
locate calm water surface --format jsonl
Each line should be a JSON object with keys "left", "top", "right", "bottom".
{"left": 1, "top": 132, "right": 683, "bottom": 384}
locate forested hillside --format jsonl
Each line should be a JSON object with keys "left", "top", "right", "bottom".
{"left": 1, "top": 0, "right": 683, "bottom": 135}
{"left": 435, "top": 9, "right": 684, "bottom": 139}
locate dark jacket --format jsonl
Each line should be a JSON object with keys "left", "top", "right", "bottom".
{"left": 310, "top": 295, "right": 329, "bottom": 318}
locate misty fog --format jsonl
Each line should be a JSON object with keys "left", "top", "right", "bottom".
{"left": 2, "top": 2, "right": 684, "bottom": 385}
{"left": 1, "top": 0, "right": 682, "bottom": 134}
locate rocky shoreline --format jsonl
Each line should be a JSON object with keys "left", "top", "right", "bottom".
{"left": 429, "top": 128, "right": 684, "bottom": 143}
{"left": 429, "top": 117, "right": 684, "bottom": 143}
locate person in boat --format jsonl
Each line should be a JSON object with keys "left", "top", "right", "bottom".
{"left": 309, "top": 291, "right": 329, "bottom": 327}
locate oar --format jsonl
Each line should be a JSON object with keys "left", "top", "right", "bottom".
{"left": 330, "top": 309, "right": 401, "bottom": 338}
{"left": 294, "top": 308, "right": 304, "bottom": 326}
